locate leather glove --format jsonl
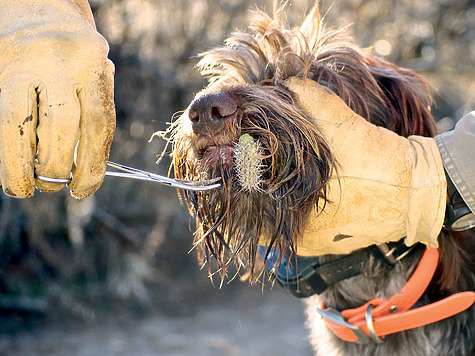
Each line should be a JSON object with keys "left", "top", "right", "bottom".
{"left": 276, "top": 78, "right": 446, "bottom": 256}
{"left": 0, "top": 0, "right": 115, "bottom": 198}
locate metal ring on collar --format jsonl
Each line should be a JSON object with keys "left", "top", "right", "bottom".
{"left": 35, "top": 175, "right": 71, "bottom": 184}
{"left": 365, "top": 304, "right": 384, "bottom": 344}
{"left": 316, "top": 307, "right": 370, "bottom": 344}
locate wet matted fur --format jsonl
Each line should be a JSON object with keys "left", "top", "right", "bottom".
{"left": 162, "top": 3, "right": 475, "bottom": 355}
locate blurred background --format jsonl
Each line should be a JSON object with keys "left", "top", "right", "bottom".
{"left": 0, "top": 0, "right": 473, "bottom": 355}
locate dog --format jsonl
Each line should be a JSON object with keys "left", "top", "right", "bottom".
{"left": 162, "top": 3, "right": 475, "bottom": 355}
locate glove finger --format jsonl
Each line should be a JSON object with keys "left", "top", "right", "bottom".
{"left": 34, "top": 81, "right": 81, "bottom": 193}
{"left": 69, "top": 59, "right": 116, "bottom": 199}
{"left": 0, "top": 82, "right": 37, "bottom": 197}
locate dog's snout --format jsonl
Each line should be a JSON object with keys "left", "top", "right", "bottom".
{"left": 188, "top": 92, "right": 237, "bottom": 134}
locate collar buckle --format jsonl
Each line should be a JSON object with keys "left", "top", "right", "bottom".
{"left": 317, "top": 308, "right": 370, "bottom": 344}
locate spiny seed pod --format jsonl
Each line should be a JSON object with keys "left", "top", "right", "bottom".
{"left": 234, "top": 134, "right": 263, "bottom": 192}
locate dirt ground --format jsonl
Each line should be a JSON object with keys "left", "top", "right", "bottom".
{"left": 0, "top": 286, "right": 314, "bottom": 356}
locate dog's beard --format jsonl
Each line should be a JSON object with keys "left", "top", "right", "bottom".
{"left": 170, "top": 84, "right": 333, "bottom": 280}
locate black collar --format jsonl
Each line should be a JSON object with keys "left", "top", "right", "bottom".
{"left": 260, "top": 241, "right": 416, "bottom": 298}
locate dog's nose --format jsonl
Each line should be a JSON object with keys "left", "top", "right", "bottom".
{"left": 188, "top": 92, "right": 237, "bottom": 134}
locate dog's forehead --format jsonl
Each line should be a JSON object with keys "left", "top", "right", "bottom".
{"left": 191, "top": 76, "right": 324, "bottom": 104}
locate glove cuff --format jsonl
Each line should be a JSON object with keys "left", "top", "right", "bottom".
{"left": 404, "top": 136, "right": 446, "bottom": 247}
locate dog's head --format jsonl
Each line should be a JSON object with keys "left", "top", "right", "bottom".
{"left": 164, "top": 3, "right": 437, "bottom": 279}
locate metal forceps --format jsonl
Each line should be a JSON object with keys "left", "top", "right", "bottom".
{"left": 105, "top": 161, "right": 221, "bottom": 191}
{"left": 36, "top": 162, "right": 221, "bottom": 192}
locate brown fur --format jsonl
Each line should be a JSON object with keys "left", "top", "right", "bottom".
{"left": 163, "top": 3, "right": 474, "bottom": 354}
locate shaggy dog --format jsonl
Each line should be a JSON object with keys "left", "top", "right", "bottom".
{"left": 162, "top": 3, "right": 474, "bottom": 355}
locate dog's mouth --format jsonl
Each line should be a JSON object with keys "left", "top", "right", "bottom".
{"left": 199, "top": 144, "right": 235, "bottom": 172}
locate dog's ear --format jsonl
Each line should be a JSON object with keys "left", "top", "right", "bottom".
{"left": 374, "top": 73, "right": 437, "bottom": 137}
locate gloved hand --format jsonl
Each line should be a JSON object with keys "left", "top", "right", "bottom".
{"left": 277, "top": 78, "right": 446, "bottom": 256}
{"left": 0, "top": 0, "right": 115, "bottom": 198}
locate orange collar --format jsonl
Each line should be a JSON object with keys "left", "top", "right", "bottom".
{"left": 318, "top": 248, "right": 475, "bottom": 343}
